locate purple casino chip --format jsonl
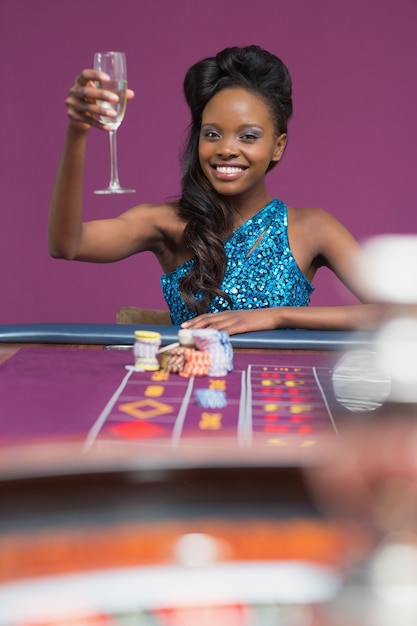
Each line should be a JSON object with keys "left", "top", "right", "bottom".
{"left": 194, "top": 388, "right": 227, "bottom": 408}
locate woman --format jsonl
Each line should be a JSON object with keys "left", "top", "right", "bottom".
{"left": 49, "top": 45, "right": 383, "bottom": 334}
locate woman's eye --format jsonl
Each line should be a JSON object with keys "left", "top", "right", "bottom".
{"left": 203, "top": 130, "right": 220, "bottom": 139}
{"left": 241, "top": 133, "right": 259, "bottom": 141}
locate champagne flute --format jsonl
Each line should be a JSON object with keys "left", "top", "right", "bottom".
{"left": 93, "top": 51, "right": 135, "bottom": 194}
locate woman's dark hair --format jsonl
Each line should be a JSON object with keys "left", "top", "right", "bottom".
{"left": 178, "top": 45, "right": 293, "bottom": 315}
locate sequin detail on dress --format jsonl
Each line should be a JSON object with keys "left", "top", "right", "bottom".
{"left": 160, "top": 198, "right": 314, "bottom": 325}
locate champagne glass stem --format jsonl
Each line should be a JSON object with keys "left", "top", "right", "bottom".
{"left": 93, "top": 51, "right": 135, "bottom": 194}
{"left": 108, "top": 129, "right": 121, "bottom": 190}
{"left": 95, "top": 127, "right": 134, "bottom": 194}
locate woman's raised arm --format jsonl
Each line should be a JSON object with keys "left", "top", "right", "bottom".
{"left": 48, "top": 70, "right": 166, "bottom": 263}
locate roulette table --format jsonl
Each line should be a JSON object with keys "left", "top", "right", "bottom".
{"left": 0, "top": 324, "right": 403, "bottom": 626}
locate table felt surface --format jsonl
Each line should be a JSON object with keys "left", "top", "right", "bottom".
{"left": 0, "top": 345, "right": 348, "bottom": 480}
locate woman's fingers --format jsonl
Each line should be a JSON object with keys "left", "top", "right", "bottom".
{"left": 66, "top": 70, "right": 117, "bottom": 130}
{"left": 65, "top": 68, "right": 135, "bottom": 130}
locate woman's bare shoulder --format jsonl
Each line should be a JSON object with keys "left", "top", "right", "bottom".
{"left": 118, "top": 201, "right": 185, "bottom": 234}
{"left": 286, "top": 204, "right": 359, "bottom": 275}
{"left": 121, "top": 200, "right": 181, "bottom": 219}
{"left": 287, "top": 205, "right": 336, "bottom": 228}
{"left": 287, "top": 205, "right": 352, "bottom": 245}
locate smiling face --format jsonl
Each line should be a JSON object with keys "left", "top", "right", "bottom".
{"left": 198, "top": 87, "right": 287, "bottom": 206}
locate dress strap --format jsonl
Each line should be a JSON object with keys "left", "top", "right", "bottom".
{"left": 225, "top": 199, "right": 285, "bottom": 254}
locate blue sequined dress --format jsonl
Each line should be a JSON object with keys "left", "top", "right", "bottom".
{"left": 160, "top": 198, "right": 314, "bottom": 325}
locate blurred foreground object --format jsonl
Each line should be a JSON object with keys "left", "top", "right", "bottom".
{"left": 357, "top": 235, "right": 417, "bottom": 400}
{"left": 358, "top": 235, "right": 417, "bottom": 304}
{"left": 308, "top": 234, "right": 417, "bottom": 624}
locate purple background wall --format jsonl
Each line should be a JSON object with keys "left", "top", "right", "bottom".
{"left": 1, "top": 0, "right": 416, "bottom": 324}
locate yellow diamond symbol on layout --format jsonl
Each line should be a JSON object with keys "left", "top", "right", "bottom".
{"left": 118, "top": 399, "right": 174, "bottom": 419}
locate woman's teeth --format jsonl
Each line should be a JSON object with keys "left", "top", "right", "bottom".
{"left": 216, "top": 166, "right": 244, "bottom": 174}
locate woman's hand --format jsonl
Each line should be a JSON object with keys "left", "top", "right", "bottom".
{"left": 180, "top": 303, "right": 390, "bottom": 335}
{"left": 65, "top": 69, "right": 135, "bottom": 132}
{"left": 181, "top": 308, "right": 279, "bottom": 335}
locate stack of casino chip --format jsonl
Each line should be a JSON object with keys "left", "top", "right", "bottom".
{"left": 160, "top": 328, "right": 233, "bottom": 378}
{"left": 133, "top": 330, "right": 162, "bottom": 371}
{"left": 177, "top": 328, "right": 195, "bottom": 348}
{"left": 193, "top": 329, "right": 230, "bottom": 377}
{"left": 162, "top": 346, "right": 186, "bottom": 373}
{"left": 180, "top": 348, "right": 211, "bottom": 378}
{"left": 219, "top": 331, "right": 234, "bottom": 371}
